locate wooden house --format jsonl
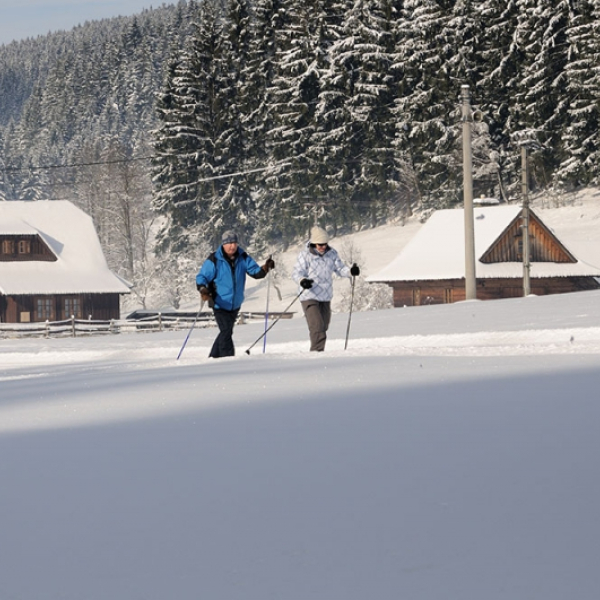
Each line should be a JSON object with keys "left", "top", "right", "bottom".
{"left": 367, "top": 205, "right": 600, "bottom": 307}
{"left": 0, "top": 201, "right": 131, "bottom": 323}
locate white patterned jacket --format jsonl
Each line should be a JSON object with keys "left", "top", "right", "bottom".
{"left": 292, "top": 243, "right": 351, "bottom": 302}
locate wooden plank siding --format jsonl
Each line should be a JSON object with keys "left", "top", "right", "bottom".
{"left": 0, "top": 293, "right": 122, "bottom": 323}
{"left": 481, "top": 212, "right": 575, "bottom": 264}
{"left": 0, "top": 234, "right": 57, "bottom": 262}
{"left": 391, "top": 277, "right": 600, "bottom": 307}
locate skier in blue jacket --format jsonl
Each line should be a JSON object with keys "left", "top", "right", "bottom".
{"left": 196, "top": 231, "right": 274, "bottom": 358}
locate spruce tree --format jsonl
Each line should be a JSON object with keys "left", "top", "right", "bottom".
{"left": 513, "top": 0, "right": 571, "bottom": 188}
{"left": 267, "top": 0, "right": 335, "bottom": 239}
{"left": 350, "top": 0, "right": 399, "bottom": 225}
{"left": 557, "top": 0, "right": 600, "bottom": 187}
{"left": 304, "top": 0, "right": 350, "bottom": 234}
{"left": 477, "top": 0, "right": 523, "bottom": 198}
{"left": 394, "top": 0, "right": 457, "bottom": 207}
{"left": 211, "top": 0, "right": 255, "bottom": 241}
{"left": 246, "top": 0, "right": 296, "bottom": 244}
{"left": 153, "top": 0, "right": 230, "bottom": 249}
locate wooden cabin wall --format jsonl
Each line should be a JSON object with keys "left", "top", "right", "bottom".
{"left": 1, "top": 293, "right": 122, "bottom": 323}
{"left": 391, "top": 277, "right": 600, "bottom": 307}
{"left": 81, "top": 294, "right": 121, "bottom": 320}
{"left": 392, "top": 280, "right": 466, "bottom": 307}
{"left": 478, "top": 277, "right": 598, "bottom": 300}
{"left": 3, "top": 295, "right": 33, "bottom": 322}
{"left": 0, "top": 295, "right": 7, "bottom": 322}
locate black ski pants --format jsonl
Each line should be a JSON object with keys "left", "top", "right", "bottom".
{"left": 210, "top": 308, "right": 239, "bottom": 358}
{"left": 301, "top": 299, "right": 331, "bottom": 352}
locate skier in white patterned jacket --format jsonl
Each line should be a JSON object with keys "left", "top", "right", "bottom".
{"left": 292, "top": 225, "right": 359, "bottom": 351}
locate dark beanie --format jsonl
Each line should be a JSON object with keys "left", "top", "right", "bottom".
{"left": 221, "top": 230, "right": 238, "bottom": 244}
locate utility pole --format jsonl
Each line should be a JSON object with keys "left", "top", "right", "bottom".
{"left": 521, "top": 145, "right": 531, "bottom": 296}
{"left": 461, "top": 85, "right": 477, "bottom": 300}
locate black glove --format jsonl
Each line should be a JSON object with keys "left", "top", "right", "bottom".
{"left": 263, "top": 257, "right": 275, "bottom": 272}
{"left": 198, "top": 286, "right": 211, "bottom": 302}
{"left": 350, "top": 263, "right": 360, "bottom": 277}
{"left": 300, "top": 278, "right": 313, "bottom": 289}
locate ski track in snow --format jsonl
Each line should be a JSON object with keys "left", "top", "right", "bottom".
{"left": 2, "top": 325, "right": 600, "bottom": 380}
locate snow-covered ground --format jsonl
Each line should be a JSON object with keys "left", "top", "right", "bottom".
{"left": 2, "top": 190, "right": 600, "bottom": 599}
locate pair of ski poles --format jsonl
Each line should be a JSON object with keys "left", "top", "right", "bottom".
{"left": 246, "top": 273, "right": 357, "bottom": 354}
{"left": 177, "top": 270, "right": 357, "bottom": 359}
{"left": 175, "top": 271, "right": 290, "bottom": 360}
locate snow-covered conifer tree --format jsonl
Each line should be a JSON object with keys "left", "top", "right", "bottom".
{"left": 394, "top": 0, "right": 457, "bottom": 207}
{"left": 513, "top": 0, "right": 571, "bottom": 188}
{"left": 153, "top": 0, "right": 227, "bottom": 249}
{"left": 556, "top": 0, "right": 600, "bottom": 187}
{"left": 208, "top": 0, "right": 255, "bottom": 241}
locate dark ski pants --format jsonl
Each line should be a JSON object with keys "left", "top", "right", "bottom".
{"left": 301, "top": 299, "right": 331, "bottom": 352}
{"left": 210, "top": 308, "right": 239, "bottom": 358}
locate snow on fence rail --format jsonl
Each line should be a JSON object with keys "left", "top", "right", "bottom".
{"left": 0, "top": 311, "right": 293, "bottom": 339}
{"left": 0, "top": 314, "right": 213, "bottom": 339}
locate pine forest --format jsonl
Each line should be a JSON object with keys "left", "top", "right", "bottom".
{"left": 0, "top": 0, "right": 599, "bottom": 309}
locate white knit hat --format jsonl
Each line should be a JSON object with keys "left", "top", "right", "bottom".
{"left": 310, "top": 226, "right": 329, "bottom": 245}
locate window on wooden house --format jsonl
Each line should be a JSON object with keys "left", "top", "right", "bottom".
{"left": 36, "top": 298, "right": 54, "bottom": 321}
{"left": 18, "top": 239, "right": 31, "bottom": 254}
{"left": 64, "top": 297, "right": 81, "bottom": 319}
{"left": 2, "top": 239, "right": 14, "bottom": 254}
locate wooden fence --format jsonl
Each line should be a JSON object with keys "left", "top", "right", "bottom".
{"left": 0, "top": 311, "right": 293, "bottom": 339}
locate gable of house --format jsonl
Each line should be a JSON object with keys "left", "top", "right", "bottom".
{"left": 481, "top": 211, "right": 576, "bottom": 264}
{"left": 0, "top": 233, "right": 57, "bottom": 262}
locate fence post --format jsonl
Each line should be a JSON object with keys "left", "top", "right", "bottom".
{"left": 158, "top": 312, "right": 162, "bottom": 332}
{"left": 71, "top": 314, "right": 76, "bottom": 337}
{"left": 45, "top": 319, "right": 50, "bottom": 338}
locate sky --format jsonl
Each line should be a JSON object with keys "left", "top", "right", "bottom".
{"left": 1, "top": 190, "right": 600, "bottom": 599}
{"left": 0, "top": 0, "right": 160, "bottom": 46}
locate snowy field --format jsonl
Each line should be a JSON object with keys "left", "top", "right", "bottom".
{"left": 2, "top": 189, "right": 600, "bottom": 599}
{"left": 2, "top": 286, "right": 600, "bottom": 599}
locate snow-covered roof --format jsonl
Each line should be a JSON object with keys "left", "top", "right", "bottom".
{"left": 1, "top": 218, "right": 39, "bottom": 235}
{"left": 0, "top": 200, "right": 131, "bottom": 295}
{"left": 367, "top": 205, "right": 600, "bottom": 283}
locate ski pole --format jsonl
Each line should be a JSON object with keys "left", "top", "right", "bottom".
{"left": 262, "top": 262, "right": 272, "bottom": 353}
{"left": 245, "top": 290, "right": 303, "bottom": 355}
{"left": 344, "top": 275, "right": 356, "bottom": 350}
{"left": 176, "top": 301, "right": 204, "bottom": 360}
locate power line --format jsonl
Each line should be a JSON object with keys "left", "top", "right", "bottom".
{"left": 3, "top": 157, "right": 289, "bottom": 184}
{"left": 3, "top": 155, "right": 154, "bottom": 173}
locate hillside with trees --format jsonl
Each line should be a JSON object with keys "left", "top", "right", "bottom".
{"left": 1, "top": 0, "right": 599, "bottom": 310}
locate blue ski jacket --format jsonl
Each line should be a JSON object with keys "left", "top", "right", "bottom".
{"left": 196, "top": 246, "right": 265, "bottom": 311}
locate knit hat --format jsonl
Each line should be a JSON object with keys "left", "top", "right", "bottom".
{"left": 221, "top": 230, "right": 239, "bottom": 245}
{"left": 310, "top": 226, "right": 329, "bottom": 245}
